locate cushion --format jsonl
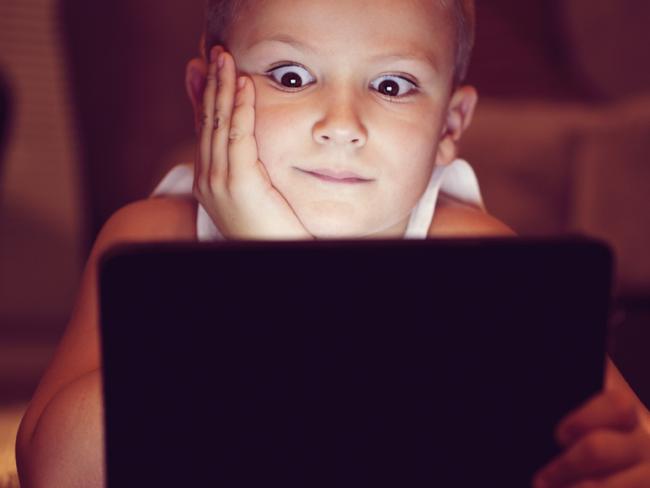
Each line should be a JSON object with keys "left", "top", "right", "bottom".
{"left": 559, "top": 0, "right": 650, "bottom": 99}
{"left": 460, "top": 98, "right": 602, "bottom": 235}
{"left": 570, "top": 95, "right": 650, "bottom": 294}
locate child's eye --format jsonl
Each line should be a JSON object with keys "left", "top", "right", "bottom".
{"left": 266, "top": 64, "right": 315, "bottom": 90}
{"left": 370, "top": 75, "right": 418, "bottom": 99}
{"left": 265, "top": 65, "right": 418, "bottom": 100}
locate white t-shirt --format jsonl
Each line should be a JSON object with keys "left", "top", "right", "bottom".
{"left": 151, "top": 159, "right": 485, "bottom": 240}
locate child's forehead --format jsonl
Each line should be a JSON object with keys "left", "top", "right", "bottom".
{"left": 230, "top": 0, "right": 455, "bottom": 63}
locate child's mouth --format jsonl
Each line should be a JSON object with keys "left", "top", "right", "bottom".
{"left": 296, "top": 167, "right": 373, "bottom": 184}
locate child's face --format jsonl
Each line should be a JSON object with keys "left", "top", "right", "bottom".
{"left": 224, "top": 0, "right": 471, "bottom": 238}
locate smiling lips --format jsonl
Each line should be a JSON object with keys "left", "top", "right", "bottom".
{"left": 298, "top": 167, "right": 373, "bottom": 184}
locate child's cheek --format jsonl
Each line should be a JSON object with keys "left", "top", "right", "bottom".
{"left": 254, "top": 108, "right": 280, "bottom": 168}
{"left": 254, "top": 102, "right": 300, "bottom": 169}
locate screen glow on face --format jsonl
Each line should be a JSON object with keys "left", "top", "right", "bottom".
{"left": 226, "top": 0, "right": 457, "bottom": 238}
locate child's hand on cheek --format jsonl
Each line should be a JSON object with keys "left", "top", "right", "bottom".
{"left": 194, "top": 46, "right": 313, "bottom": 240}
{"left": 533, "top": 389, "right": 650, "bottom": 487}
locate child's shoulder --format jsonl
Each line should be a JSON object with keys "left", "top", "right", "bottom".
{"left": 97, "top": 196, "right": 197, "bottom": 246}
{"left": 429, "top": 194, "right": 515, "bottom": 238}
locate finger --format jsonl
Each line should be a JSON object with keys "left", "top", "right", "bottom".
{"left": 211, "top": 50, "right": 237, "bottom": 186}
{"left": 533, "top": 429, "right": 646, "bottom": 487}
{"left": 228, "top": 76, "right": 261, "bottom": 191}
{"left": 570, "top": 462, "right": 650, "bottom": 488}
{"left": 556, "top": 390, "right": 639, "bottom": 447}
{"left": 197, "top": 45, "right": 223, "bottom": 191}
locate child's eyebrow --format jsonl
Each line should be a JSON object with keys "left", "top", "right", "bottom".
{"left": 246, "top": 34, "right": 440, "bottom": 72}
{"left": 246, "top": 34, "right": 317, "bottom": 54}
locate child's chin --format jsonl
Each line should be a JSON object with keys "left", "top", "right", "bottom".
{"left": 303, "top": 218, "right": 367, "bottom": 240}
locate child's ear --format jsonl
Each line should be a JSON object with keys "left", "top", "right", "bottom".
{"left": 435, "top": 85, "right": 478, "bottom": 167}
{"left": 185, "top": 57, "right": 208, "bottom": 133}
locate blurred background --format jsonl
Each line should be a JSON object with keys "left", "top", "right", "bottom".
{"left": 0, "top": 0, "right": 649, "bottom": 482}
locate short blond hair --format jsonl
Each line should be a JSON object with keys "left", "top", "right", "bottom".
{"left": 446, "top": 0, "right": 476, "bottom": 84}
{"left": 205, "top": 0, "right": 476, "bottom": 85}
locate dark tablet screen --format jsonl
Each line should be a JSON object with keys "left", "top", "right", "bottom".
{"left": 100, "top": 237, "right": 612, "bottom": 487}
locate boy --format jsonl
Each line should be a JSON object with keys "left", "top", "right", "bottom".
{"left": 16, "top": 0, "right": 650, "bottom": 486}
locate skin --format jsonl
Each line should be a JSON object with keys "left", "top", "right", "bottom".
{"left": 15, "top": 0, "right": 650, "bottom": 486}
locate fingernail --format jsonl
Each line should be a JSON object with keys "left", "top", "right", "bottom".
{"left": 218, "top": 53, "right": 226, "bottom": 69}
{"left": 237, "top": 76, "right": 246, "bottom": 90}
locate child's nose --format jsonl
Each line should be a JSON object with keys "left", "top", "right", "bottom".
{"left": 312, "top": 97, "right": 368, "bottom": 148}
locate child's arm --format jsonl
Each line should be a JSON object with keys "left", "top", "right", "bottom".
{"left": 15, "top": 196, "right": 196, "bottom": 488}
{"left": 429, "top": 194, "right": 516, "bottom": 237}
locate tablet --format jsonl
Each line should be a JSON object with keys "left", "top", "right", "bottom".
{"left": 99, "top": 237, "right": 612, "bottom": 487}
